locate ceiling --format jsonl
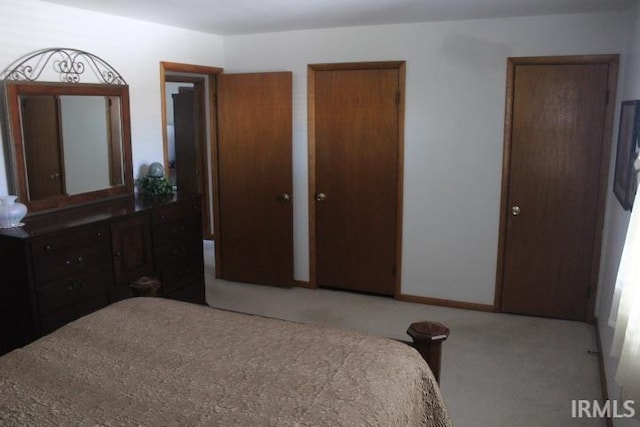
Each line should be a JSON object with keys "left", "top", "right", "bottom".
{"left": 41, "top": 0, "right": 635, "bottom": 35}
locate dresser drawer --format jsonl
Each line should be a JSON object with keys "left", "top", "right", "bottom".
{"left": 154, "top": 236, "right": 203, "bottom": 267}
{"left": 36, "top": 267, "right": 112, "bottom": 316}
{"left": 31, "top": 223, "right": 109, "bottom": 257}
{"left": 153, "top": 219, "right": 201, "bottom": 247}
{"left": 33, "top": 243, "right": 112, "bottom": 285}
{"left": 152, "top": 198, "right": 200, "bottom": 226}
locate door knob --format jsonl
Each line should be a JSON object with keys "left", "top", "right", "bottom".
{"left": 278, "top": 193, "right": 292, "bottom": 202}
{"left": 315, "top": 193, "right": 327, "bottom": 202}
{"left": 511, "top": 206, "right": 521, "bottom": 216}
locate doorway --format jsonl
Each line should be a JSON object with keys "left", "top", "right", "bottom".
{"left": 161, "top": 63, "right": 294, "bottom": 287}
{"left": 160, "top": 62, "right": 221, "bottom": 270}
{"left": 166, "top": 80, "right": 205, "bottom": 204}
{"left": 308, "top": 61, "right": 405, "bottom": 296}
{"left": 496, "top": 55, "right": 618, "bottom": 321}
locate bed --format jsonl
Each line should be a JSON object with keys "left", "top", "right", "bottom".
{"left": 0, "top": 297, "right": 451, "bottom": 426}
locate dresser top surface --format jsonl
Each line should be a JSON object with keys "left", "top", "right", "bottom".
{"left": 0, "top": 193, "right": 200, "bottom": 240}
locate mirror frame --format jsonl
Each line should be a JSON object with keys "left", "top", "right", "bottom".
{"left": 2, "top": 81, "right": 133, "bottom": 213}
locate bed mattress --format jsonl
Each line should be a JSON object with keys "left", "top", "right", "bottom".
{"left": 0, "top": 297, "right": 450, "bottom": 426}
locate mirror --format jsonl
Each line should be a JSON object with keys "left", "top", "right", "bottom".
{"left": 1, "top": 81, "right": 133, "bottom": 213}
{"left": 21, "top": 94, "right": 124, "bottom": 200}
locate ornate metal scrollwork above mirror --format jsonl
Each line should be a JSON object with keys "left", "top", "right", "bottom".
{"left": 0, "top": 48, "right": 133, "bottom": 214}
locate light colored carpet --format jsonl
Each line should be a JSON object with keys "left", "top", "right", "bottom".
{"left": 203, "top": 242, "right": 604, "bottom": 426}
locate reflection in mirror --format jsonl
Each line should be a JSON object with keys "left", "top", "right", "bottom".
{"left": 1, "top": 81, "right": 133, "bottom": 214}
{"left": 21, "top": 95, "right": 124, "bottom": 201}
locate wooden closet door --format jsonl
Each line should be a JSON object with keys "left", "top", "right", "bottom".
{"left": 313, "top": 66, "right": 401, "bottom": 296}
{"left": 500, "top": 58, "right": 616, "bottom": 321}
{"left": 217, "top": 72, "right": 293, "bottom": 287}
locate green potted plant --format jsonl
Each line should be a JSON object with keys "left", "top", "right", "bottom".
{"left": 137, "top": 162, "right": 175, "bottom": 199}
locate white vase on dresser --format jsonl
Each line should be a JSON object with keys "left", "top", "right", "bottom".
{"left": 0, "top": 195, "right": 27, "bottom": 228}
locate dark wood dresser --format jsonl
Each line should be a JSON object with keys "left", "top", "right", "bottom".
{"left": 0, "top": 193, "right": 206, "bottom": 355}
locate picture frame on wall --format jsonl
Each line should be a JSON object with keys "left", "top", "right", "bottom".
{"left": 613, "top": 100, "right": 640, "bottom": 211}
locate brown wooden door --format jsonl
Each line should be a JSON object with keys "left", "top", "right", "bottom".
{"left": 500, "top": 58, "right": 616, "bottom": 320}
{"left": 217, "top": 72, "right": 293, "bottom": 287}
{"left": 313, "top": 66, "right": 401, "bottom": 296}
{"left": 21, "top": 96, "right": 65, "bottom": 200}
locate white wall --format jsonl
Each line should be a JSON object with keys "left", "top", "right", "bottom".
{"left": 597, "top": 2, "right": 640, "bottom": 425}
{"left": 224, "top": 11, "right": 631, "bottom": 304}
{"left": 0, "top": 0, "right": 224, "bottom": 191}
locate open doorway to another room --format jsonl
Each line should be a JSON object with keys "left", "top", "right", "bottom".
{"left": 160, "top": 63, "right": 294, "bottom": 287}
{"left": 160, "top": 62, "right": 222, "bottom": 275}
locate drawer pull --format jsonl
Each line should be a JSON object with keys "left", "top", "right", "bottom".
{"left": 114, "top": 251, "right": 121, "bottom": 257}
{"left": 65, "top": 257, "right": 85, "bottom": 267}
{"left": 67, "top": 280, "right": 84, "bottom": 292}
{"left": 172, "top": 247, "right": 187, "bottom": 255}
{"left": 45, "top": 244, "right": 52, "bottom": 251}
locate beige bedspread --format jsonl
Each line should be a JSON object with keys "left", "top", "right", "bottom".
{"left": 0, "top": 298, "right": 451, "bottom": 426}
